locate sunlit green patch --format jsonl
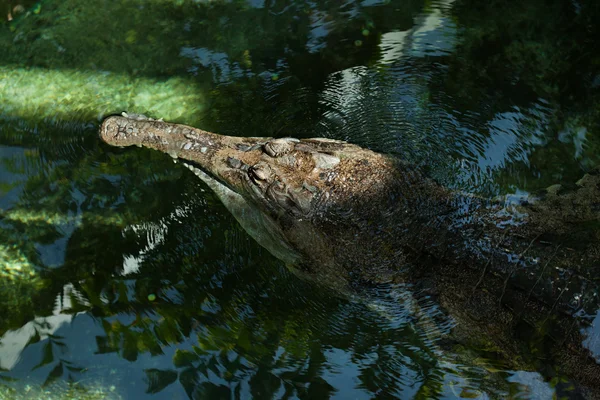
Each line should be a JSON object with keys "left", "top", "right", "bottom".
{"left": 0, "top": 208, "right": 127, "bottom": 228}
{"left": 0, "top": 66, "right": 205, "bottom": 123}
{"left": 0, "top": 244, "right": 44, "bottom": 331}
{"left": 0, "top": 381, "right": 122, "bottom": 400}
{"left": 0, "top": 244, "right": 37, "bottom": 281}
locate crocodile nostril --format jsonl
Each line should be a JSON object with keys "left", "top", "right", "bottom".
{"left": 227, "top": 157, "right": 242, "bottom": 169}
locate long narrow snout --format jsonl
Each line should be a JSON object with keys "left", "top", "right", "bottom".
{"left": 99, "top": 115, "right": 273, "bottom": 193}
{"left": 99, "top": 114, "right": 305, "bottom": 265}
{"left": 100, "top": 115, "right": 224, "bottom": 160}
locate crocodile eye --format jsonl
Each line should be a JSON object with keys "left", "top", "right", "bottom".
{"left": 264, "top": 138, "right": 298, "bottom": 157}
{"left": 248, "top": 163, "right": 271, "bottom": 183}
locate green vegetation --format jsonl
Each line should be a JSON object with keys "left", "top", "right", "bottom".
{"left": 0, "top": 381, "right": 122, "bottom": 400}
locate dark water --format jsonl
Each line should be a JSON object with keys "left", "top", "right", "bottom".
{"left": 0, "top": 0, "right": 599, "bottom": 398}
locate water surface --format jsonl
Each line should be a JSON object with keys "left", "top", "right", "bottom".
{"left": 0, "top": 0, "right": 599, "bottom": 398}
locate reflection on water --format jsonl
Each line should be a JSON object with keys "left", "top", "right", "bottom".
{"left": 0, "top": 0, "right": 599, "bottom": 398}
{"left": 584, "top": 312, "right": 600, "bottom": 363}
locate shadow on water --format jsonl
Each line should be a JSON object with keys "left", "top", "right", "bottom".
{"left": 0, "top": 0, "right": 599, "bottom": 398}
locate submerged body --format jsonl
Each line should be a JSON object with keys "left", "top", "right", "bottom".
{"left": 100, "top": 115, "right": 600, "bottom": 397}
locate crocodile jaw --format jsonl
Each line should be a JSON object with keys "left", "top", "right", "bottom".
{"left": 100, "top": 115, "right": 302, "bottom": 264}
{"left": 181, "top": 162, "right": 303, "bottom": 265}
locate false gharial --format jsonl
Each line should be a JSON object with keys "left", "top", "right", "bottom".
{"left": 100, "top": 114, "right": 600, "bottom": 398}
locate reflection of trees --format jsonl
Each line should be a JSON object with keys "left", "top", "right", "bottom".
{"left": 1, "top": 0, "right": 423, "bottom": 77}
{"left": 440, "top": 0, "right": 600, "bottom": 190}
{"left": 0, "top": 0, "right": 424, "bottom": 130}
{"left": 76, "top": 255, "right": 511, "bottom": 399}
{"left": 450, "top": 0, "right": 599, "bottom": 101}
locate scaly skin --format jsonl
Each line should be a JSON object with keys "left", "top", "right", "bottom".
{"left": 100, "top": 115, "right": 600, "bottom": 398}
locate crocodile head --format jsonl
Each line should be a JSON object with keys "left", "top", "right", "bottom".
{"left": 99, "top": 115, "right": 380, "bottom": 274}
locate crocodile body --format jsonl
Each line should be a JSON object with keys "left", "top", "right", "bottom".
{"left": 100, "top": 115, "right": 600, "bottom": 397}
